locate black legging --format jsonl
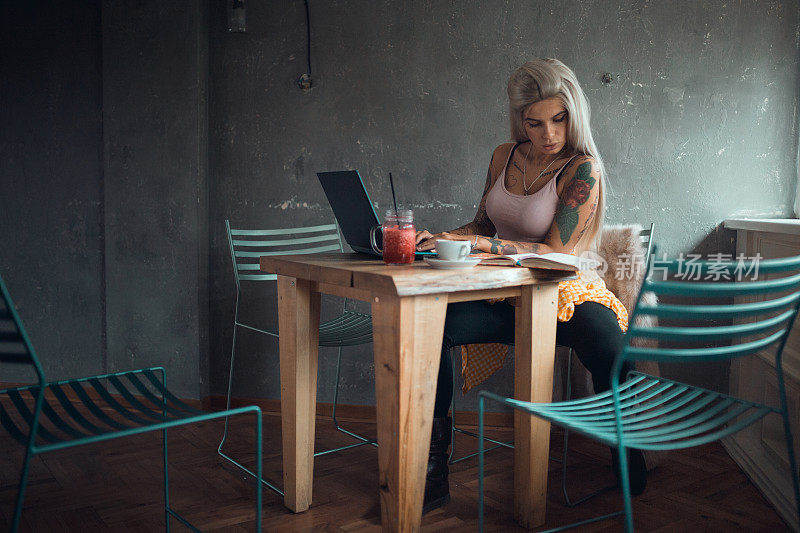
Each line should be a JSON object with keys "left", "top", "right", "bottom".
{"left": 433, "top": 299, "right": 629, "bottom": 418}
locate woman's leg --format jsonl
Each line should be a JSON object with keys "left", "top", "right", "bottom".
{"left": 436, "top": 299, "right": 626, "bottom": 404}
{"left": 554, "top": 301, "right": 629, "bottom": 393}
{"left": 433, "top": 300, "right": 516, "bottom": 417}
{"left": 425, "top": 299, "right": 516, "bottom": 514}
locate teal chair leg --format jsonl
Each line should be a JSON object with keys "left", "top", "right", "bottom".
{"left": 217, "top": 296, "right": 283, "bottom": 496}
{"left": 255, "top": 410, "right": 263, "bottom": 532}
{"left": 163, "top": 425, "right": 171, "bottom": 532}
{"left": 612, "top": 378, "right": 635, "bottom": 533}
{"left": 11, "top": 441, "right": 35, "bottom": 532}
{"left": 781, "top": 407, "right": 800, "bottom": 528}
{"left": 561, "top": 349, "right": 615, "bottom": 507}
{"left": 161, "top": 367, "right": 171, "bottom": 532}
{"left": 617, "top": 443, "right": 634, "bottom": 532}
{"left": 449, "top": 347, "right": 512, "bottom": 465}
{"left": 218, "top": 292, "right": 240, "bottom": 454}
{"left": 330, "top": 346, "right": 377, "bottom": 449}
{"left": 11, "top": 388, "right": 45, "bottom": 533}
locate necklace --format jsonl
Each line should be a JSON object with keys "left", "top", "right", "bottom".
{"left": 522, "top": 144, "right": 558, "bottom": 194}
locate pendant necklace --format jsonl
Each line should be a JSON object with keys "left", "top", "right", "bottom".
{"left": 522, "top": 144, "right": 558, "bottom": 194}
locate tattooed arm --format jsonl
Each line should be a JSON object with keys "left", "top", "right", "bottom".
{"left": 415, "top": 144, "right": 511, "bottom": 250}
{"left": 472, "top": 156, "right": 600, "bottom": 255}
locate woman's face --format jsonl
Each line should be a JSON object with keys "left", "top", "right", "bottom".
{"left": 523, "top": 97, "right": 568, "bottom": 157}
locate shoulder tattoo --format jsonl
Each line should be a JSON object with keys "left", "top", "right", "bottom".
{"left": 555, "top": 161, "right": 596, "bottom": 245}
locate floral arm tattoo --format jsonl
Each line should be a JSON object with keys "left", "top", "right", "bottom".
{"left": 553, "top": 161, "right": 596, "bottom": 244}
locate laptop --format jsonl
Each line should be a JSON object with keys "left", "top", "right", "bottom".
{"left": 316, "top": 170, "right": 435, "bottom": 258}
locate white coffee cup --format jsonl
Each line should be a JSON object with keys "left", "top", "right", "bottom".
{"left": 436, "top": 239, "right": 471, "bottom": 261}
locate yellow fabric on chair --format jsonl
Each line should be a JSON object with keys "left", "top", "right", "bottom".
{"left": 461, "top": 270, "right": 629, "bottom": 393}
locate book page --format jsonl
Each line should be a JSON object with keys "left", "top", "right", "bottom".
{"left": 472, "top": 251, "right": 598, "bottom": 270}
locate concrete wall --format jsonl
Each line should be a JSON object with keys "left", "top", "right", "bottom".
{"left": 1, "top": 1, "right": 209, "bottom": 399}
{"left": 0, "top": 1, "right": 105, "bottom": 383}
{"left": 102, "top": 0, "right": 209, "bottom": 398}
{"left": 208, "top": 0, "right": 800, "bottom": 406}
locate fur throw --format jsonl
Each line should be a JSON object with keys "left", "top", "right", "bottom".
{"left": 597, "top": 225, "right": 658, "bottom": 334}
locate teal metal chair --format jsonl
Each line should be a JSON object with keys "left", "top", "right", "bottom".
{"left": 478, "top": 250, "right": 800, "bottom": 532}
{"left": 217, "top": 220, "right": 374, "bottom": 498}
{"left": 0, "top": 274, "right": 264, "bottom": 532}
{"left": 452, "top": 224, "right": 656, "bottom": 506}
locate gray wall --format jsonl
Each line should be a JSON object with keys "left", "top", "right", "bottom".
{"left": 2, "top": 1, "right": 799, "bottom": 406}
{"left": 208, "top": 0, "right": 800, "bottom": 406}
{"left": 1, "top": 1, "right": 209, "bottom": 399}
{"left": 102, "top": 1, "right": 210, "bottom": 398}
{"left": 0, "top": 2, "right": 105, "bottom": 383}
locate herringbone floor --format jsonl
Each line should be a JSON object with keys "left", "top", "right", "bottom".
{"left": 0, "top": 412, "right": 790, "bottom": 531}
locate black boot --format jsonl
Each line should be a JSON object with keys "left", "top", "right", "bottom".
{"left": 422, "top": 416, "right": 451, "bottom": 515}
{"left": 611, "top": 447, "right": 647, "bottom": 496}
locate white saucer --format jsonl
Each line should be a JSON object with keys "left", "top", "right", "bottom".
{"left": 423, "top": 257, "right": 481, "bottom": 270}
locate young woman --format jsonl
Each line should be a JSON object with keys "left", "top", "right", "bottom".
{"left": 415, "top": 58, "right": 645, "bottom": 514}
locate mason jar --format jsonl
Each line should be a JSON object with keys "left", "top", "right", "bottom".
{"left": 379, "top": 209, "right": 415, "bottom": 265}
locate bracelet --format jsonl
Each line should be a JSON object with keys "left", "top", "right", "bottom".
{"left": 471, "top": 235, "right": 479, "bottom": 251}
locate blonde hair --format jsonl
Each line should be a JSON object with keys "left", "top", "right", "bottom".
{"left": 507, "top": 58, "right": 605, "bottom": 254}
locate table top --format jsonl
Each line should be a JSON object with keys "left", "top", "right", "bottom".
{"left": 260, "top": 253, "right": 576, "bottom": 297}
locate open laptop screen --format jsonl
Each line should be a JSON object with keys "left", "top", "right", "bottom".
{"left": 317, "top": 170, "right": 381, "bottom": 255}
{"left": 317, "top": 170, "right": 435, "bottom": 257}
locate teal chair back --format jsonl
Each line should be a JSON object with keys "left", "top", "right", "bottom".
{"left": 0, "top": 275, "right": 45, "bottom": 387}
{"left": 639, "top": 223, "right": 654, "bottom": 264}
{"left": 617, "top": 251, "right": 800, "bottom": 371}
{"left": 225, "top": 220, "right": 343, "bottom": 287}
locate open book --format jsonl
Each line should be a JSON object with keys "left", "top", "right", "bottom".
{"left": 473, "top": 252, "right": 599, "bottom": 271}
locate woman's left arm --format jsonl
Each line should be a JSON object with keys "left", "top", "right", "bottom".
{"left": 473, "top": 156, "right": 600, "bottom": 255}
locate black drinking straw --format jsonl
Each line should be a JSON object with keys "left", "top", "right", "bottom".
{"left": 388, "top": 172, "right": 399, "bottom": 215}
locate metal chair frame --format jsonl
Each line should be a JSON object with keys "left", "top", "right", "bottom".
{"left": 0, "top": 275, "right": 263, "bottom": 532}
{"left": 450, "top": 224, "right": 655, "bottom": 507}
{"left": 478, "top": 249, "right": 800, "bottom": 532}
{"left": 217, "top": 220, "right": 375, "bottom": 498}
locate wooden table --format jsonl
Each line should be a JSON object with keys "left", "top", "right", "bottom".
{"left": 260, "top": 253, "right": 575, "bottom": 531}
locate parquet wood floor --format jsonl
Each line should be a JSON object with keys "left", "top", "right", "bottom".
{"left": 0, "top": 412, "right": 790, "bottom": 532}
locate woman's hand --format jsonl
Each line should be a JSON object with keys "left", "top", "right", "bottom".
{"left": 415, "top": 230, "right": 474, "bottom": 251}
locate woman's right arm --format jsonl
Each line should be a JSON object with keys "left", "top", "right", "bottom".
{"left": 415, "top": 144, "right": 510, "bottom": 250}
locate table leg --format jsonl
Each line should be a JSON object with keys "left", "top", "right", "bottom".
{"left": 277, "top": 276, "right": 321, "bottom": 512}
{"left": 372, "top": 293, "right": 448, "bottom": 532}
{"left": 514, "top": 282, "right": 559, "bottom": 528}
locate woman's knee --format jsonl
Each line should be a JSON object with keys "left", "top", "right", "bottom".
{"left": 560, "top": 302, "right": 624, "bottom": 370}
{"left": 442, "top": 300, "right": 514, "bottom": 349}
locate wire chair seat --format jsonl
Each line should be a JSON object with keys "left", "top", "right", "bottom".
{"left": 318, "top": 310, "right": 372, "bottom": 347}
{"left": 1, "top": 269, "right": 265, "bottom": 531}
{"left": 485, "top": 371, "right": 774, "bottom": 452}
{"left": 0, "top": 368, "right": 217, "bottom": 452}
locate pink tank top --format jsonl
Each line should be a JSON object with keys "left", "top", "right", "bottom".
{"left": 485, "top": 144, "right": 576, "bottom": 242}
